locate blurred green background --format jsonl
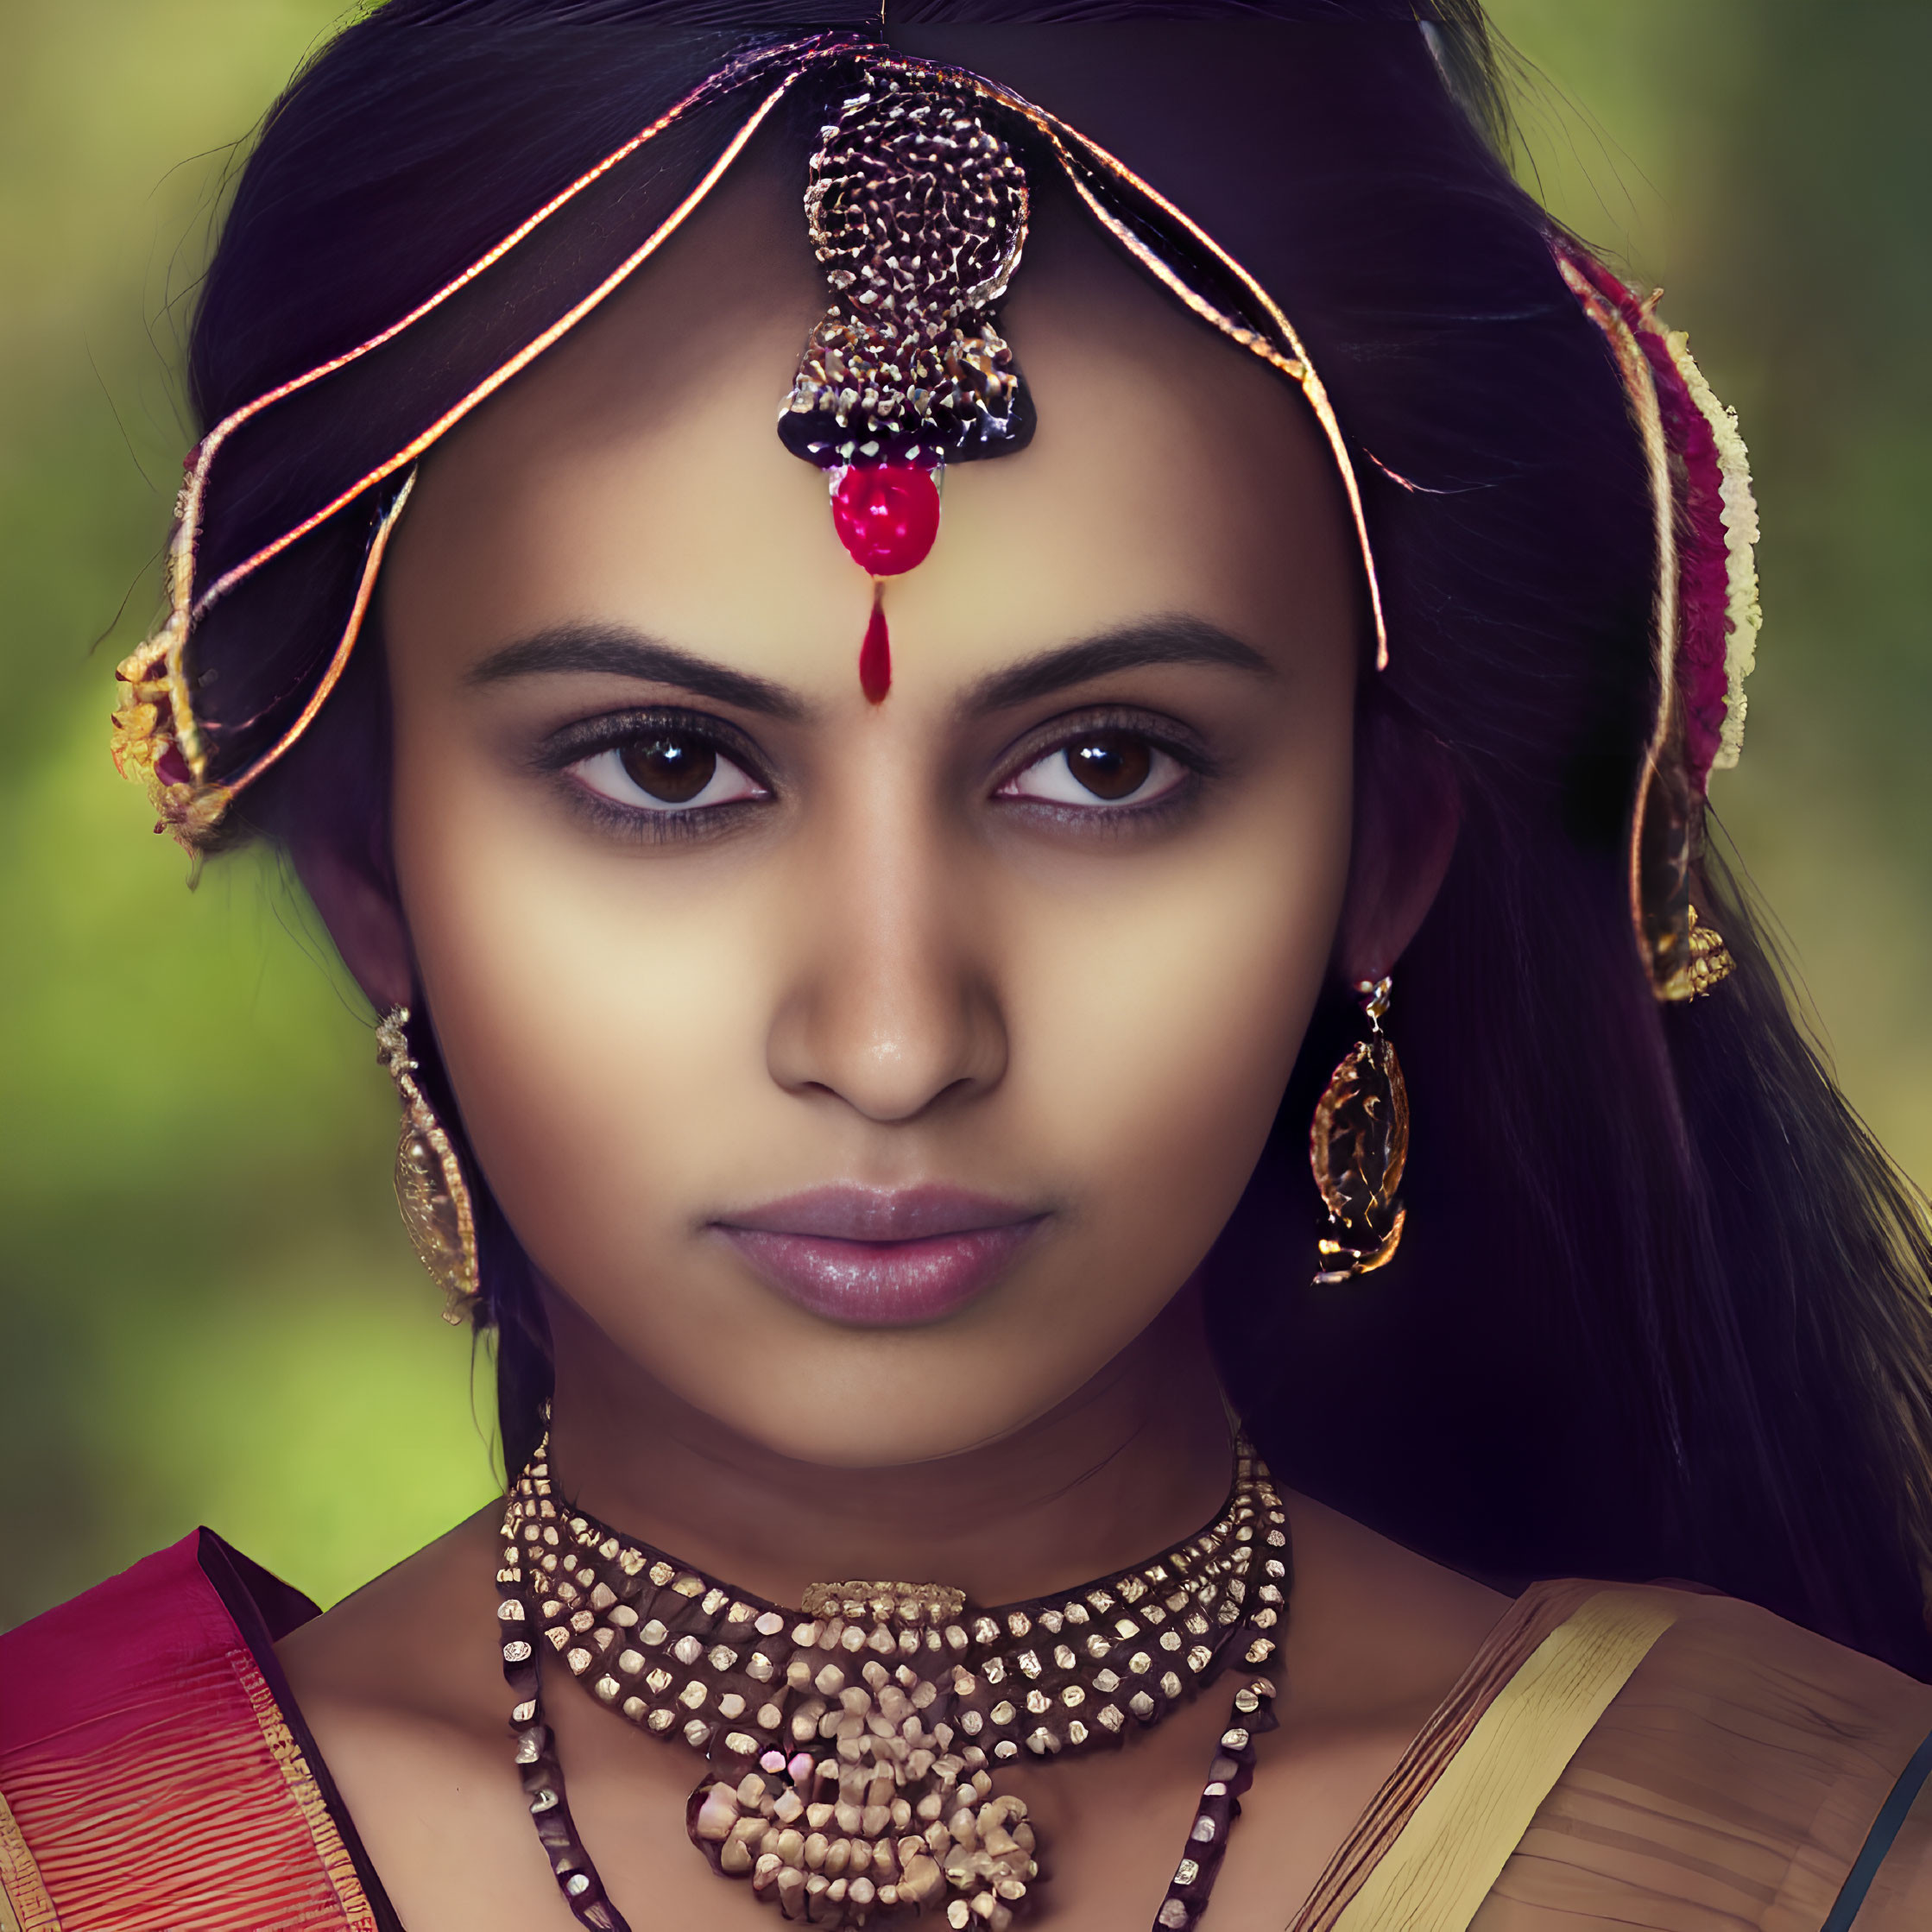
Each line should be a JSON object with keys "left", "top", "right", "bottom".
{"left": 2, "top": 3, "right": 1927, "bottom": 1632}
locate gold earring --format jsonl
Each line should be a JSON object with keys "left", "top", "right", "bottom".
{"left": 1309, "top": 975, "right": 1410, "bottom": 1286}
{"left": 1676, "top": 903, "right": 1735, "bottom": 1000}
{"left": 376, "top": 1005, "right": 480, "bottom": 1324}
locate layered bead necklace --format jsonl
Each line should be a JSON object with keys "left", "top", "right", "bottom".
{"left": 496, "top": 1436, "right": 1289, "bottom": 1931}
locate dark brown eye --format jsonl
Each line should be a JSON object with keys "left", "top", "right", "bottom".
{"left": 1064, "top": 732, "right": 1152, "bottom": 800}
{"left": 619, "top": 735, "right": 717, "bottom": 803}
{"left": 570, "top": 729, "right": 765, "bottom": 818}
{"left": 999, "top": 728, "right": 1186, "bottom": 811}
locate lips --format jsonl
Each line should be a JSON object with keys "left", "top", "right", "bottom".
{"left": 712, "top": 1185, "right": 1045, "bottom": 1327}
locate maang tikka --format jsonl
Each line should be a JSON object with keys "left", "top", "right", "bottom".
{"left": 778, "top": 69, "right": 1033, "bottom": 702}
{"left": 377, "top": 1005, "right": 481, "bottom": 1323}
{"left": 1308, "top": 976, "right": 1409, "bottom": 1285}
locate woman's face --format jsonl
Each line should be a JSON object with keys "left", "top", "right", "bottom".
{"left": 378, "top": 154, "right": 1361, "bottom": 1467}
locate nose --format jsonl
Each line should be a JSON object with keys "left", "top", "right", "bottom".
{"left": 764, "top": 809, "right": 1008, "bottom": 1124}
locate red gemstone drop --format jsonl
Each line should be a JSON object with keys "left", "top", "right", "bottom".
{"left": 859, "top": 588, "right": 892, "bottom": 704}
{"left": 831, "top": 464, "right": 941, "bottom": 577}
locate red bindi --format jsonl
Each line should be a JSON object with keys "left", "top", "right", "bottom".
{"left": 830, "top": 464, "right": 941, "bottom": 578}
{"left": 830, "top": 464, "right": 939, "bottom": 704}
{"left": 859, "top": 586, "right": 892, "bottom": 705}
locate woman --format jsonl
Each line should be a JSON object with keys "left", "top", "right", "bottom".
{"left": 4, "top": 3, "right": 1930, "bottom": 1928}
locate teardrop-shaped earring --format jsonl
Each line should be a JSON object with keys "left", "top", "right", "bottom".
{"left": 1309, "top": 976, "right": 1410, "bottom": 1286}
{"left": 376, "top": 1005, "right": 481, "bottom": 1324}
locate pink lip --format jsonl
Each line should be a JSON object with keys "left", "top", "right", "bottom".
{"left": 712, "top": 1186, "right": 1046, "bottom": 1326}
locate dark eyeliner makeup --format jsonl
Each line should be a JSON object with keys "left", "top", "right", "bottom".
{"left": 991, "top": 704, "right": 1216, "bottom": 825}
{"left": 535, "top": 707, "right": 775, "bottom": 843}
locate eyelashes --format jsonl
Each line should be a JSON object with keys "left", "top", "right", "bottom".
{"left": 539, "top": 709, "right": 774, "bottom": 842}
{"left": 989, "top": 706, "right": 1213, "bottom": 830}
{"left": 572, "top": 740, "right": 766, "bottom": 815}
{"left": 997, "top": 728, "right": 1191, "bottom": 812}
{"left": 537, "top": 704, "right": 1211, "bottom": 841}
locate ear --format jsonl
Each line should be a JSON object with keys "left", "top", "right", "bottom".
{"left": 291, "top": 830, "right": 414, "bottom": 1015}
{"left": 1335, "top": 704, "right": 1461, "bottom": 988}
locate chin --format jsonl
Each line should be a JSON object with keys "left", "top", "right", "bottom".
{"left": 634, "top": 1297, "right": 1129, "bottom": 1471}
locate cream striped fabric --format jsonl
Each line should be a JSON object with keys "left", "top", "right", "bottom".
{"left": 1327, "top": 1589, "right": 1680, "bottom": 1932}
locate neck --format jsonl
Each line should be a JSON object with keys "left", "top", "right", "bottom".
{"left": 540, "top": 1281, "right": 1234, "bottom": 1611}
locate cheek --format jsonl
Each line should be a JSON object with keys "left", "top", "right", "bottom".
{"left": 1003, "top": 787, "right": 1349, "bottom": 1287}
{"left": 388, "top": 741, "right": 778, "bottom": 1259}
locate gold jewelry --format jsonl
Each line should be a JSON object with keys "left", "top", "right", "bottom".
{"left": 376, "top": 1004, "right": 480, "bottom": 1323}
{"left": 1667, "top": 903, "right": 1735, "bottom": 1001}
{"left": 499, "top": 1435, "right": 1288, "bottom": 1931}
{"left": 1309, "top": 975, "right": 1410, "bottom": 1285}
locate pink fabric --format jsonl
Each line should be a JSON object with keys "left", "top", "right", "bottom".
{"left": 1636, "top": 315, "right": 1732, "bottom": 786}
{"left": 1, "top": 1535, "right": 230, "bottom": 1754}
{"left": 1564, "top": 253, "right": 1733, "bottom": 790}
{"left": 0, "top": 1536, "right": 377, "bottom": 1932}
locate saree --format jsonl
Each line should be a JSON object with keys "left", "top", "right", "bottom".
{"left": 4, "top": 1537, "right": 1929, "bottom": 1930}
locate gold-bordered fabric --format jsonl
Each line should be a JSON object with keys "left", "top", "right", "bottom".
{"left": 234, "top": 1651, "right": 381, "bottom": 1931}
{"left": 0, "top": 1787, "right": 60, "bottom": 1932}
{"left": 0, "top": 1534, "right": 379, "bottom": 1932}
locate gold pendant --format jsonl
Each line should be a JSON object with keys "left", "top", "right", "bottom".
{"left": 690, "top": 1582, "right": 1035, "bottom": 1930}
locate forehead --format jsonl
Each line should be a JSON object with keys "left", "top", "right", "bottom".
{"left": 380, "top": 130, "right": 1354, "bottom": 698}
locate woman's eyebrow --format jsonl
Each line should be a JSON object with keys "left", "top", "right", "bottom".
{"left": 465, "top": 616, "right": 1269, "bottom": 721}
{"left": 465, "top": 623, "right": 809, "bottom": 721}
{"left": 961, "top": 619, "right": 1274, "bottom": 717}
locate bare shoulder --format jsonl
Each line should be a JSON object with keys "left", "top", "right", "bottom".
{"left": 1280, "top": 1489, "right": 1512, "bottom": 1723}
{"left": 278, "top": 1502, "right": 508, "bottom": 1735}
{"left": 277, "top": 1506, "right": 593, "bottom": 1929}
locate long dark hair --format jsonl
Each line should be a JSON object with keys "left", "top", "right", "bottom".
{"left": 181, "top": 0, "right": 1932, "bottom": 1676}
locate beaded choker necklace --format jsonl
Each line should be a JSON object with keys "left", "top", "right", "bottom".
{"left": 497, "top": 1438, "right": 1288, "bottom": 1932}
